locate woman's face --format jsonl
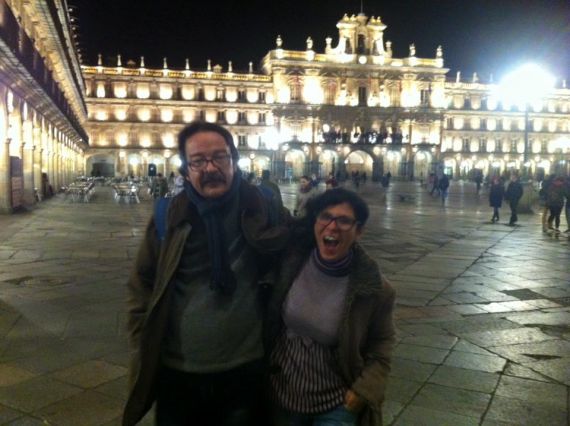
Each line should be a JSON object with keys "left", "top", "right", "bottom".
{"left": 314, "top": 202, "right": 362, "bottom": 262}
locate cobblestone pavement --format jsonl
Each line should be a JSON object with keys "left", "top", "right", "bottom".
{"left": 0, "top": 181, "right": 568, "bottom": 425}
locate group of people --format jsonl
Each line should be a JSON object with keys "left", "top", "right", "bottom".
{"left": 150, "top": 172, "right": 185, "bottom": 199}
{"left": 488, "top": 174, "right": 523, "bottom": 225}
{"left": 125, "top": 121, "right": 395, "bottom": 426}
{"left": 540, "top": 175, "right": 570, "bottom": 233}
{"left": 489, "top": 173, "right": 570, "bottom": 231}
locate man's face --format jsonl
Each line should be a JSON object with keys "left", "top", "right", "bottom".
{"left": 185, "top": 131, "right": 235, "bottom": 199}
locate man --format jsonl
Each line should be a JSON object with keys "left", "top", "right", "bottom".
{"left": 294, "top": 175, "right": 318, "bottom": 217}
{"left": 439, "top": 173, "right": 450, "bottom": 205}
{"left": 124, "top": 122, "right": 288, "bottom": 426}
{"left": 259, "top": 169, "right": 283, "bottom": 207}
{"left": 151, "top": 173, "right": 168, "bottom": 199}
{"left": 505, "top": 173, "right": 523, "bottom": 226}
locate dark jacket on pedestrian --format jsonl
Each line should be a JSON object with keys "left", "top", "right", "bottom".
{"left": 546, "top": 177, "right": 567, "bottom": 208}
{"left": 505, "top": 180, "right": 523, "bottom": 203}
{"left": 123, "top": 181, "right": 289, "bottom": 425}
{"left": 489, "top": 182, "right": 505, "bottom": 208}
{"left": 439, "top": 175, "right": 450, "bottom": 191}
{"left": 265, "top": 242, "right": 396, "bottom": 426}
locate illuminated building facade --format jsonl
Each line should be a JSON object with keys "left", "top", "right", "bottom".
{"left": 0, "top": 0, "right": 88, "bottom": 213}
{"left": 82, "top": 13, "right": 570, "bottom": 181}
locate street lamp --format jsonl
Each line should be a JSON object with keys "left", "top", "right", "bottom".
{"left": 496, "top": 63, "right": 555, "bottom": 180}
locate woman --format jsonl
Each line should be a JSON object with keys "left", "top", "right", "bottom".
{"left": 266, "top": 188, "right": 396, "bottom": 426}
{"left": 489, "top": 176, "right": 504, "bottom": 223}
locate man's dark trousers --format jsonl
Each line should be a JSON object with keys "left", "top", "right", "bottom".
{"left": 155, "top": 359, "right": 266, "bottom": 426}
{"left": 509, "top": 200, "right": 519, "bottom": 225}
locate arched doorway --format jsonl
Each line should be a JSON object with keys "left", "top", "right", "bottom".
{"left": 459, "top": 159, "right": 473, "bottom": 178}
{"left": 86, "top": 153, "right": 115, "bottom": 177}
{"left": 285, "top": 149, "right": 306, "bottom": 179}
{"left": 252, "top": 154, "right": 271, "bottom": 177}
{"left": 414, "top": 151, "right": 432, "bottom": 181}
{"left": 319, "top": 149, "right": 339, "bottom": 177}
{"left": 384, "top": 151, "right": 401, "bottom": 176}
{"left": 345, "top": 150, "right": 373, "bottom": 176}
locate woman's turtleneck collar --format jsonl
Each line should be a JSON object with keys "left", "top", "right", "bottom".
{"left": 311, "top": 247, "right": 353, "bottom": 277}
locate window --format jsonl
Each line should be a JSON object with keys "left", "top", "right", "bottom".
{"left": 290, "top": 83, "right": 301, "bottom": 102}
{"left": 217, "top": 111, "right": 226, "bottom": 123}
{"left": 446, "top": 117, "right": 453, "bottom": 129}
{"left": 238, "top": 90, "right": 246, "bottom": 102}
{"left": 464, "top": 98, "right": 471, "bottom": 109}
{"left": 238, "top": 135, "right": 247, "bottom": 147}
{"left": 420, "top": 89, "right": 430, "bottom": 106}
{"left": 259, "top": 92, "right": 266, "bottom": 103}
{"left": 216, "top": 88, "right": 225, "bottom": 101}
{"left": 197, "top": 88, "right": 205, "bottom": 101}
{"left": 238, "top": 112, "right": 247, "bottom": 124}
{"left": 198, "top": 110, "right": 205, "bottom": 121}
{"left": 462, "top": 137, "right": 469, "bottom": 151}
{"left": 259, "top": 113, "right": 266, "bottom": 124}
{"left": 358, "top": 87, "right": 367, "bottom": 106}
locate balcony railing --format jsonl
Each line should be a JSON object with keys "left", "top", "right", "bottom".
{"left": 0, "top": 0, "right": 88, "bottom": 143}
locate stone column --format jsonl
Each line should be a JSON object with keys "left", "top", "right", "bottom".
{"left": 32, "top": 115, "right": 42, "bottom": 197}
{"left": 0, "top": 138, "right": 10, "bottom": 212}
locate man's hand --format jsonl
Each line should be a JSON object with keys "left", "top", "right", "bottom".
{"left": 344, "top": 389, "right": 366, "bottom": 413}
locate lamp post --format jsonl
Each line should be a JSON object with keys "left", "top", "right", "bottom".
{"left": 496, "top": 64, "right": 555, "bottom": 213}
{"left": 496, "top": 64, "right": 555, "bottom": 181}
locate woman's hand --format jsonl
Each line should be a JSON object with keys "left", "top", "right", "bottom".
{"left": 344, "top": 389, "right": 366, "bottom": 413}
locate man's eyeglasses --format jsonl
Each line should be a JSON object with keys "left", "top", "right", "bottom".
{"left": 316, "top": 212, "right": 359, "bottom": 231}
{"left": 188, "top": 153, "right": 232, "bottom": 171}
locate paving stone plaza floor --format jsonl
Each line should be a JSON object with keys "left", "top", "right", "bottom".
{"left": 0, "top": 180, "right": 568, "bottom": 425}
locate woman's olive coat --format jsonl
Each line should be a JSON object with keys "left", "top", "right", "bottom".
{"left": 265, "top": 243, "right": 396, "bottom": 426}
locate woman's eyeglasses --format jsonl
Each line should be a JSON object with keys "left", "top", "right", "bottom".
{"left": 316, "top": 212, "right": 359, "bottom": 231}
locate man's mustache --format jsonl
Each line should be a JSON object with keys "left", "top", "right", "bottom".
{"left": 201, "top": 172, "right": 226, "bottom": 185}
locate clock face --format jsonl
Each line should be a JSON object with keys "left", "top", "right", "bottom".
{"left": 358, "top": 55, "right": 367, "bottom": 65}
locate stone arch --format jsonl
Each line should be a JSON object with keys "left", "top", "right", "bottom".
{"left": 384, "top": 151, "right": 402, "bottom": 176}
{"left": 413, "top": 151, "right": 432, "bottom": 180}
{"left": 284, "top": 149, "right": 306, "bottom": 178}
{"left": 344, "top": 150, "right": 373, "bottom": 176}
{"left": 86, "top": 153, "right": 115, "bottom": 177}
{"left": 318, "top": 149, "right": 339, "bottom": 177}
{"left": 251, "top": 154, "right": 271, "bottom": 177}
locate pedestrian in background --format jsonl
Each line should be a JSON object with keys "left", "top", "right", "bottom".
{"left": 564, "top": 175, "right": 570, "bottom": 234}
{"left": 539, "top": 175, "right": 554, "bottom": 232}
{"left": 151, "top": 173, "right": 168, "bottom": 199}
{"left": 505, "top": 174, "right": 523, "bottom": 226}
{"left": 489, "top": 176, "right": 504, "bottom": 223}
{"left": 325, "top": 172, "right": 339, "bottom": 190}
{"left": 439, "top": 174, "right": 450, "bottom": 205}
{"left": 546, "top": 175, "right": 567, "bottom": 233}
{"left": 295, "top": 175, "right": 318, "bottom": 217}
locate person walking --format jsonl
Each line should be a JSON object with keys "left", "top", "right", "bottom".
{"left": 325, "top": 172, "right": 339, "bottom": 190}
{"left": 151, "top": 173, "right": 168, "bottom": 199}
{"left": 489, "top": 176, "right": 504, "bottom": 223}
{"left": 124, "top": 121, "right": 289, "bottom": 426}
{"left": 439, "top": 174, "right": 450, "bottom": 205}
{"left": 564, "top": 175, "right": 570, "bottom": 234}
{"left": 295, "top": 175, "right": 318, "bottom": 217}
{"left": 266, "top": 188, "right": 395, "bottom": 426}
{"left": 504, "top": 174, "right": 523, "bottom": 226}
{"left": 546, "top": 176, "right": 567, "bottom": 233}
{"left": 539, "top": 175, "right": 554, "bottom": 232}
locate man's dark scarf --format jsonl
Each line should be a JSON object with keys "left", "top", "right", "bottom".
{"left": 184, "top": 173, "right": 241, "bottom": 293}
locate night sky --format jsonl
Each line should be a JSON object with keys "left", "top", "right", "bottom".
{"left": 72, "top": 0, "right": 570, "bottom": 81}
